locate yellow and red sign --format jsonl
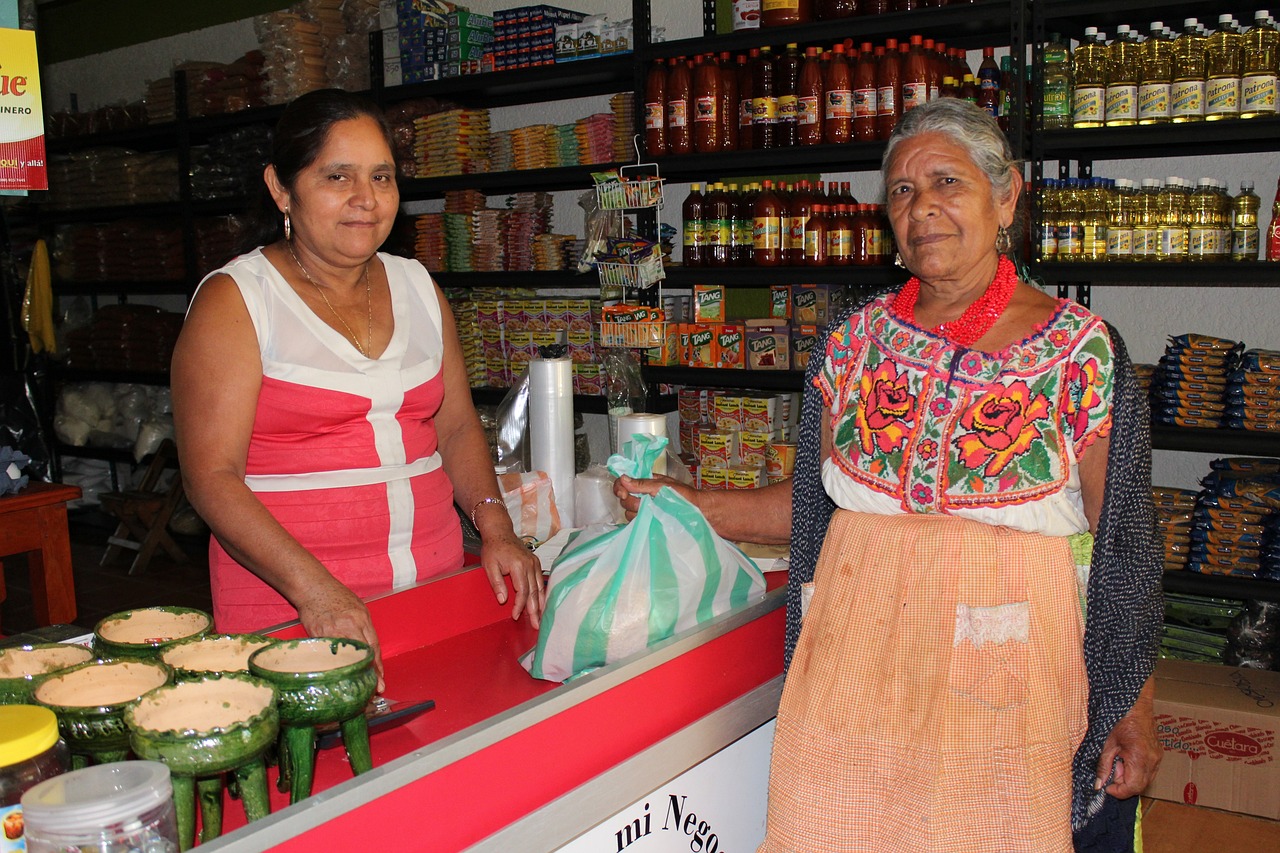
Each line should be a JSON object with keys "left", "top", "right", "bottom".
{"left": 0, "top": 27, "right": 46, "bottom": 190}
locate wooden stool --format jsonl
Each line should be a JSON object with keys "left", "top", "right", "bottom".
{"left": 0, "top": 481, "right": 82, "bottom": 632}
{"left": 100, "top": 439, "right": 189, "bottom": 576}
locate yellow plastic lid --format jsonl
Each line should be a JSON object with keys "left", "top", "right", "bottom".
{"left": 0, "top": 705, "right": 60, "bottom": 767}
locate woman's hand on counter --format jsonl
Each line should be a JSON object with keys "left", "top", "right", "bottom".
{"left": 297, "top": 578, "right": 385, "bottom": 693}
{"left": 481, "top": 533, "right": 546, "bottom": 629}
{"left": 613, "top": 474, "right": 699, "bottom": 521}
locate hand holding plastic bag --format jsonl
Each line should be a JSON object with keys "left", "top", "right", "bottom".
{"left": 521, "top": 435, "right": 766, "bottom": 682}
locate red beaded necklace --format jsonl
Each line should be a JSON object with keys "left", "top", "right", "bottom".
{"left": 892, "top": 255, "right": 1020, "bottom": 348}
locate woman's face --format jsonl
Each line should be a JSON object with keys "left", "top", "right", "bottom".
{"left": 884, "top": 131, "right": 1019, "bottom": 286}
{"left": 270, "top": 115, "right": 399, "bottom": 265}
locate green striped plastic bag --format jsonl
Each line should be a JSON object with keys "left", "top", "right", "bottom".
{"left": 522, "top": 434, "right": 766, "bottom": 683}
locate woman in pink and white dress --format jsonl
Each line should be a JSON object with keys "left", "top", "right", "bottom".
{"left": 172, "top": 90, "right": 543, "bottom": 686}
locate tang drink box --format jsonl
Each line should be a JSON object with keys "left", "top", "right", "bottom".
{"left": 1143, "top": 659, "right": 1280, "bottom": 819}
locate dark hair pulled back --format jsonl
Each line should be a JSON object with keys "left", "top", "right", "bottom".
{"left": 235, "top": 89, "right": 395, "bottom": 254}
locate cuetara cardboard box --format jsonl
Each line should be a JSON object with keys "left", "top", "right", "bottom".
{"left": 1144, "top": 659, "right": 1280, "bottom": 820}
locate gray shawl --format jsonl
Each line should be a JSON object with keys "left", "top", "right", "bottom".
{"left": 785, "top": 289, "right": 1163, "bottom": 851}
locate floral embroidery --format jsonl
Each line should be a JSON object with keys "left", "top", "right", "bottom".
{"left": 959, "top": 352, "right": 984, "bottom": 375}
{"left": 892, "top": 330, "right": 913, "bottom": 350}
{"left": 856, "top": 359, "right": 916, "bottom": 455}
{"left": 919, "top": 341, "right": 942, "bottom": 362}
{"left": 930, "top": 397, "right": 952, "bottom": 417}
{"left": 955, "top": 381, "right": 1053, "bottom": 476}
{"left": 1066, "top": 357, "right": 1106, "bottom": 443}
{"left": 1048, "top": 328, "right": 1071, "bottom": 349}
{"left": 918, "top": 439, "right": 939, "bottom": 461}
{"left": 1016, "top": 349, "right": 1039, "bottom": 370}
{"left": 911, "top": 483, "right": 934, "bottom": 505}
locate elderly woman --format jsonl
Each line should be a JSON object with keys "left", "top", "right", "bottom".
{"left": 172, "top": 90, "right": 544, "bottom": 689}
{"left": 755, "top": 98, "right": 1163, "bottom": 852}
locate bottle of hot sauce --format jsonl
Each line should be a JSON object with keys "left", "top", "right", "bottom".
{"left": 776, "top": 43, "right": 802, "bottom": 147}
{"left": 796, "top": 46, "right": 825, "bottom": 145}
{"left": 853, "top": 41, "right": 877, "bottom": 141}
{"left": 667, "top": 57, "right": 692, "bottom": 155}
{"left": 823, "top": 42, "right": 853, "bottom": 144}
{"left": 902, "top": 34, "right": 930, "bottom": 114}
{"left": 804, "top": 203, "right": 829, "bottom": 265}
{"left": 923, "top": 38, "right": 940, "bottom": 100}
{"left": 693, "top": 54, "right": 722, "bottom": 153}
{"left": 786, "top": 181, "right": 815, "bottom": 264}
{"left": 753, "top": 180, "right": 784, "bottom": 266}
{"left": 877, "top": 39, "right": 902, "bottom": 140}
{"left": 737, "top": 52, "right": 756, "bottom": 151}
{"left": 753, "top": 46, "right": 779, "bottom": 149}
{"left": 850, "top": 204, "right": 873, "bottom": 265}
{"left": 827, "top": 203, "right": 852, "bottom": 265}
{"left": 719, "top": 51, "right": 739, "bottom": 150}
{"left": 643, "top": 58, "right": 667, "bottom": 157}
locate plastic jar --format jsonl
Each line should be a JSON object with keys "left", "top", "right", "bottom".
{"left": 0, "top": 705, "right": 70, "bottom": 852}
{"left": 21, "top": 761, "right": 178, "bottom": 853}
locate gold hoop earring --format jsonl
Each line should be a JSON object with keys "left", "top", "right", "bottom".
{"left": 284, "top": 210, "right": 292, "bottom": 241}
{"left": 996, "top": 225, "right": 1012, "bottom": 255}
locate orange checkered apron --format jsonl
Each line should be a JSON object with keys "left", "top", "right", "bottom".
{"left": 759, "top": 511, "right": 1089, "bottom": 853}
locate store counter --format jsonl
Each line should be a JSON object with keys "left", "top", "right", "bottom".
{"left": 204, "top": 564, "right": 786, "bottom": 851}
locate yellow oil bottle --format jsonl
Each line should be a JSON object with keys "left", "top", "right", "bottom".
{"left": 1037, "top": 179, "right": 1059, "bottom": 261}
{"left": 1171, "top": 18, "right": 1206, "bottom": 122}
{"left": 1242, "top": 11, "right": 1279, "bottom": 118}
{"left": 1231, "top": 180, "right": 1261, "bottom": 260}
{"left": 1105, "top": 26, "right": 1140, "bottom": 125}
{"left": 1132, "top": 178, "right": 1163, "bottom": 261}
{"left": 1106, "top": 178, "right": 1136, "bottom": 261}
{"left": 1188, "top": 178, "right": 1220, "bottom": 261}
{"left": 1139, "top": 22, "right": 1174, "bottom": 124}
{"left": 1057, "top": 178, "right": 1084, "bottom": 261}
{"left": 1072, "top": 27, "right": 1108, "bottom": 128}
{"left": 1081, "top": 177, "right": 1110, "bottom": 260}
{"left": 1157, "top": 177, "right": 1190, "bottom": 261}
{"left": 1205, "top": 14, "right": 1243, "bottom": 120}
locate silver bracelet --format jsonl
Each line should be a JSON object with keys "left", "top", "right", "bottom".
{"left": 469, "top": 496, "right": 504, "bottom": 528}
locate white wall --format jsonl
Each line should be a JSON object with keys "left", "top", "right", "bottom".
{"left": 41, "top": 4, "right": 1280, "bottom": 481}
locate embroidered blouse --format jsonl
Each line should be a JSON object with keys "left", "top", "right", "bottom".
{"left": 818, "top": 292, "right": 1115, "bottom": 538}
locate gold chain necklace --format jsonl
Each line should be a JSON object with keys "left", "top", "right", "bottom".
{"left": 287, "top": 241, "right": 372, "bottom": 358}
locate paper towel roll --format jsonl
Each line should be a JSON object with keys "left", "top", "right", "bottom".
{"left": 529, "top": 357, "right": 576, "bottom": 528}
{"left": 616, "top": 412, "right": 668, "bottom": 475}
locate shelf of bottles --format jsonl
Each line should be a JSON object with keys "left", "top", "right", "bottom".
{"left": 641, "top": 16, "right": 1022, "bottom": 179}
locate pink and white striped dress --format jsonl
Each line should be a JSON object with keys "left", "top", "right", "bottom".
{"left": 198, "top": 249, "right": 463, "bottom": 633}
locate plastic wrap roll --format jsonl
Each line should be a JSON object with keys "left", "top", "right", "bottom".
{"left": 616, "top": 412, "right": 668, "bottom": 475}
{"left": 529, "top": 357, "right": 576, "bottom": 528}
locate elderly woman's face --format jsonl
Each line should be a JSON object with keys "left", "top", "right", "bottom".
{"left": 884, "top": 131, "right": 1018, "bottom": 286}
{"left": 274, "top": 115, "right": 400, "bottom": 265}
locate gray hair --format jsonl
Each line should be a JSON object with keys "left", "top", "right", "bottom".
{"left": 881, "top": 99, "right": 1021, "bottom": 205}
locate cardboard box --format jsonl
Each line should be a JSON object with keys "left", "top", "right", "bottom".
{"left": 1144, "top": 660, "right": 1280, "bottom": 820}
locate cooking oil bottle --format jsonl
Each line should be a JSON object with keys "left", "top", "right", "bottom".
{"left": 1139, "top": 22, "right": 1174, "bottom": 123}
{"left": 1057, "top": 178, "right": 1084, "bottom": 261}
{"left": 1231, "top": 180, "right": 1261, "bottom": 260}
{"left": 1107, "top": 178, "right": 1136, "bottom": 261}
{"left": 1043, "top": 33, "right": 1073, "bottom": 128}
{"left": 1105, "top": 27, "right": 1140, "bottom": 125}
{"left": 1171, "top": 18, "right": 1207, "bottom": 122}
{"left": 1157, "top": 176, "right": 1190, "bottom": 261}
{"left": 1242, "top": 11, "right": 1279, "bottom": 118}
{"left": 1205, "top": 14, "right": 1243, "bottom": 120}
{"left": 1072, "top": 28, "right": 1108, "bottom": 128}
{"left": 1132, "top": 178, "right": 1163, "bottom": 261}
{"left": 1188, "top": 178, "right": 1220, "bottom": 261}
{"left": 1037, "top": 179, "right": 1059, "bottom": 261}
{"left": 1081, "top": 177, "right": 1110, "bottom": 260}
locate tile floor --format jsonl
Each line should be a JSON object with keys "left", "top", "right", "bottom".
{"left": 0, "top": 507, "right": 212, "bottom": 639}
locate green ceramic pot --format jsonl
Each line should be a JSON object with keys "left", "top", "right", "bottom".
{"left": 33, "top": 658, "right": 172, "bottom": 766}
{"left": 125, "top": 673, "right": 279, "bottom": 775}
{"left": 93, "top": 606, "right": 212, "bottom": 662}
{"left": 247, "top": 638, "right": 376, "bottom": 728}
{"left": 0, "top": 643, "right": 95, "bottom": 705}
{"left": 159, "top": 633, "right": 274, "bottom": 681}
{"left": 248, "top": 638, "right": 378, "bottom": 803}
{"left": 126, "top": 674, "right": 279, "bottom": 849}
